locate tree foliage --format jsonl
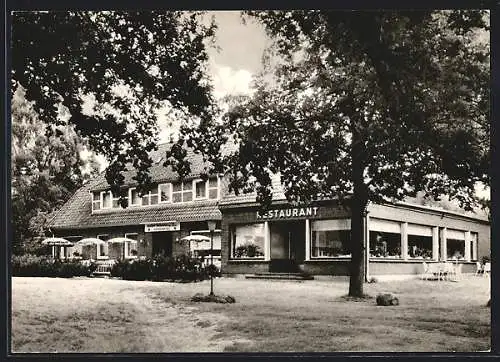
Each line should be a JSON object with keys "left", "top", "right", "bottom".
{"left": 11, "top": 87, "right": 99, "bottom": 254}
{"left": 11, "top": 11, "right": 217, "bottom": 202}
{"left": 170, "top": 10, "right": 489, "bottom": 296}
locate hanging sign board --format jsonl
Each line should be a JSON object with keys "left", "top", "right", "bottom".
{"left": 145, "top": 221, "right": 180, "bottom": 232}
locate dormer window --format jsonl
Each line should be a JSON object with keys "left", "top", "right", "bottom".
{"left": 92, "top": 191, "right": 101, "bottom": 211}
{"left": 194, "top": 179, "right": 207, "bottom": 200}
{"left": 101, "top": 191, "right": 112, "bottom": 209}
{"left": 129, "top": 188, "right": 141, "bottom": 206}
{"left": 208, "top": 177, "right": 219, "bottom": 200}
{"left": 142, "top": 188, "right": 159, "bottom": 206}
{"left": 159, "top": 183, "right": 172, "bottom": 203}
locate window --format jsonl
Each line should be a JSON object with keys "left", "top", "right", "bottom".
{"left": 172, "top": 181, "right": 193, "bottom": 203}
{"left": 112, "top": 195, "right": 120, "bottom": 208}
{"left": 125, "top": 233, "right": 138, "bottom": 258}
{"left": 130, "top": 188, "right": 159, "bottom": 206}
{"left": 311, "top": 219, "right": 351, "bottom": 258}
{"left": 183, "top": 181, "right": 192, "bottom": 202}
{"left": 172, "top": 182, "right": 183, "bottom": 203}
{"left": 208, "top": 177, "right": 219, "bottom": 200}
{"left": 92, "top": 191, "right": 101, "bottom": 211}
{"left": 129, "top": 188, "right": 141, "bottom": 206}
{"left": 407, "top": 224, "right": 433, "bottom": 259}
{"left": 230, "top": 223, "right": 265, "bottom": 259}
{"left": 447, "top": 229, "right": 465, "bottom": 260}
{"left": 169, "top": 178, "right": 220, "bottom": 203}
{"left": 158, "top": 183, "right": 171, "bottom": 203}
{"left": 97, "top": 234, "right": 109, "bottom": 258}
{"left": 101, "top": 191, "right": 112, "bottom": 209}
{"left": 194, "top": 179, "right": 207, "bottom": 199}
{"left": 369, "top": 219, "right": 401, "bottom": 258}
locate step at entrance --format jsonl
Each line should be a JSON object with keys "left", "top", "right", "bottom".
{"left": 245, "top": 272, "right": 314, "bottom": 280}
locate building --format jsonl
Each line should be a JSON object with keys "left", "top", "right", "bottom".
{"left": 219, "top": 177, "right": 490, "bottom": 279}
{"left": 49, "top": 144, "right": 223, "bottom": 266}
{"left": 49, "top": 143, "right": 490, "bottom": 279}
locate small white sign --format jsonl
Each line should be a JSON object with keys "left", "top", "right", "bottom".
{"left": 145, "top": 221, "right": 180, "bottom": 232}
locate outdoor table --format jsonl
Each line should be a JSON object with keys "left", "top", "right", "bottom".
{"left": 427, "top": 262, "right": 456, "bottom": 281}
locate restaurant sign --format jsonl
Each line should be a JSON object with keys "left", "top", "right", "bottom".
{"left": 256, "top": 206, "right": 319, "bottom": 220}
{"left": 144, "top": 221, "right": 180, "bottom": 232}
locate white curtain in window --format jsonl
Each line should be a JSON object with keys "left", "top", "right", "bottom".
{"left": 407, "top": 223, "right": 432, "bottom": 237}
{"left": 312, "top": 219, "right": 351, "bottom": 231}
{"left": 447, "top": 229, "right": 465, "bottom": 240}
{"left": 370, "top": 218, "right": 401, "bottom": 233}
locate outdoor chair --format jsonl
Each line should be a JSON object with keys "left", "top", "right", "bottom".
{"left": 483, "top": 262, "right": 491, "bottom": 277}
{"left": 476, "top": 262, "right": 483, "bottom": 276}
{"left": 93, "top": 259, "right": 116, "bottom": 276}
{"left": 450, "top": 263, "right": 463, "bottom": 282}
{"left": 421, "top": 262, "right": 434, "bottom": 280}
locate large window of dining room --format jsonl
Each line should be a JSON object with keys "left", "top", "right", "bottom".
{"left": 310, "top": 219, "right": 351, "bottom": 258}
{"left": 230, "top": 223, "right": 265, "bottom": 259}
{"left": 407, "top": 224, "right": 433, "bottom": 259}
{"left": 446, "top": 229, "right": 466, "bottom": 260}
{"left": 369, "top": 219, "right": 402, "bottom": 258}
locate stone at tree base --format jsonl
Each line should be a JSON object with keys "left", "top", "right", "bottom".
{"left": 376, "top": 293, "right": 399, "bottom": 306}
{"left": 487, "top": 299, "right": 491, "bottom": 307}
{"left": 191, "top": 293, "right": 236, "bottom": 304}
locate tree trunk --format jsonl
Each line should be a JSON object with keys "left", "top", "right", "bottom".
{"left": 348, "top": 133, "right": 368, "bottom": 297}
{"left": 348, "top": 194, "right": 368, "bottom": 297}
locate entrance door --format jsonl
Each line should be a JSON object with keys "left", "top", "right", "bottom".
{"left": 269, "top": 221, "right": 305, "bottom": 272}
{"left": 152, "top": 232, "right": 173, "bottom": 257}
{"left": 288, "top": 221, "right": 306, "bottom": 263}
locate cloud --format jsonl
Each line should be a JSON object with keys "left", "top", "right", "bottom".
{"left": 212, "top": 65, "right": 254, "bottom": 99}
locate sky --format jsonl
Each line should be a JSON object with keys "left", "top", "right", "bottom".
{"left": 157, "top": 11, "right": 269, "bottom": 141}
{"left": 208, "top": 11, "right": 269, "bottom": 96}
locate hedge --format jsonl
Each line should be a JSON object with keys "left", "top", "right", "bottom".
{"left": 11, "top": 254, "right": 97, "bottom": 277}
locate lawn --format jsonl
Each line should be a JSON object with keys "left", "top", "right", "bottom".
{"left": 11, "top": 275, "right": 490, "bottom": 353}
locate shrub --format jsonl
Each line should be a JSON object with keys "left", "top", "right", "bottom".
{"left": 150, "top": 254, "right": 176, "bottom": 281}
{"left": 12, "top": 254, "right": 43, "bottom": 276}
{"left": 482, "top": 255, "right": 491, "bottom": 264}
{"left": 110, "top": 254, "right": 209, "bottom": 282}
{"left": 206, "top": 264, "right": 221, "bottom": 278}
{"left": 11, "top": 254, "right": 95, "bottom": 277}
{"left": 123, "top": 259, "right": 151, "bottom": 281}
{"left": 110, "top": 259, "right": 129, "bottom": 278}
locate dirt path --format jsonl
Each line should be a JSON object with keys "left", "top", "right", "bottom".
{"left": 123, "top": 286, "right": 234, "bottom": 352}
{"left": 11, "top": 277, "right": 247, "bottom": 353}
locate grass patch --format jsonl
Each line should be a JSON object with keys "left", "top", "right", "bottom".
{"left": 11, "top": 275, "right": 490, "bottom": 352}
